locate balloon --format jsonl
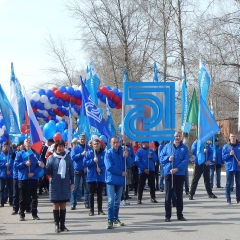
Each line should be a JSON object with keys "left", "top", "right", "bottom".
{"left": 101, "top": 95, "right": 107, "bottom": 103}
{"left": 107, "top": 90, "right": 114, "bottom": 99}
{"left": 0, "top": 128, "right": 4, "bottom": 137}
{"left": 32, "top": 92, "right": 40, "bottom": 101}
{"left": 32, "top": 107, "right": 37, "bottom": 113}
{"left": 56, "top": 122, "right": 64, "bottom": 133}
{"left": 106, "top": 86, "right": 112, "bottom": 90}
{"left": 97, "top": 90, "right": 102, "bottom": 98}
{"left": 44, "top": 102, "right": 52, "bottom": 110}
{"left": 62, "top": 92, "right": 70, "bottom": 101}
{"left": 54, "top": 90, "right": 62, "bottom": 98}
{"left": 118, "top": 124, "right": 122, "bottom": 132}
{"left": 70, "top": 96, "right": 76, "bottom": 104}
{"left": 112, "top": 95, "right": 120, "bottom": 103}
{"left": 43, "top": 121, "right": 57, "bottom": 140}
{"left": 2, "top": 125, "right": 6, "bottom": 131}
{"left": 52, "top": 87, "right": 58, "bottom": 92}
{"left": 38, "top": 89, "right": 46, "bottom": 96}
{"left": 67, "top": 86, "right": 74, "bottom": 96}
{"left": 40, "top": 95, "right": 48, "bottom": 103}
{"left": 36, "top": 101, "right": 44, "bottom": 110}
{"left": 99, "top": 135, "right": 107, "bottom": 143}
{"left": 59, "top": 86, "right": 67, "bottom": 93}
{"left": 49, "top": 96, "right": 57, "bottom": 104}
{"left": 112, "top": 87, "right": 119, "bottom": 94}
{"left": 100, "top": 86, "right": 107, "bottom": 95}
{"left": 21, "top": 124, "right": 30, "bottom": 134}
{"left": 74, "top": 90, "right": 81, "bottom": 98}
{"left": 46, "top": 89, "right": 53, "bottom": 98}
{"left": 53, "top": 132, "right": 62, "bottom": 141}
{"left": 57, "top": 98, "right": 64, "bottom": 106}
{"left": 118, "top": 92, "right": 122, "bottom": 99}
{"left": 0, "top": 136, "right": 7, "bottom": 143}
{"left": 30, "top": 99, "right": 36, "bottom": 107}
{"left": 72, "top": 85, "right": 78, "bottom": 90}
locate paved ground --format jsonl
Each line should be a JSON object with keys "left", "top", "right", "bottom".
{"left": 0, "top": 170, "right": 239, "bottom": 240}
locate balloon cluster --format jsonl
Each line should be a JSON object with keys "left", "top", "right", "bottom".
{"left": 97, "top": 86, "right": 122, "bottom": 109}
{"left": 29, "top": 85, "right": 123, "bottom": 123}
{"left": 0, "top": 118, "right": 8, "bottom": 143}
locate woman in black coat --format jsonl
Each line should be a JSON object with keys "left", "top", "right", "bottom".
{"left": 39, "top": 140, "right": 74, "bottom": 233}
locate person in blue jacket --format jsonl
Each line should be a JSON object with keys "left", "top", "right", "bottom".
{"left": 15, "top": 138, "right": 43, "bottom": 221}
{"left": 159, "top": 131, "right": 189, "bottom": 222}
{"left": 83, "top": 138, "right": 106, "bottom": 216}
{"left": 209, "top": 138, "right": 224, "bottom": 188}
{"left": 189, "top": 140, "right": 217, "bottom": 200}
{"left": 135, "top": 141, "right": 158, "bottom": 204}
{"left": 70, "top": 133, "right": 90, "bottom": 210}
{"left": 222, "top": 133, "right": 240, "bottom": 204}
{"left": 104, "top": 136, "right": 129, "bottom": 229}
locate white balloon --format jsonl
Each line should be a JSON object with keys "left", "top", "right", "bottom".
{"left": 32, "top": 92, "right": 40, "bottom": 101}
{"left": 0, "top": 128, "right": 4, "bottom": 137}
{"left": 42, "top": 110, "right": 49, "bottom": 117}
{"left": 2, "top": 125, "right": 6, "bottom": 131}
{"left": 40, "top": 95, "right": 48, "bottom": 103}
{"left": 72, "top": 85, "right": 78, "bottom": 90}
{"left": 51, "top": 104, "right": 58, "bottom": 109}
{"left": 44, "top": 102, "right": 52, "bottom": 110}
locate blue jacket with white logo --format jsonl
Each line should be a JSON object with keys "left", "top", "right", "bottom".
{"left": 0, "top": 151, "right": 8, "bottom": 178}
{"left": 222, "top": 143, "right": 240, "bottom": 172}
{"left": 71, "top": 144, "right": 90, "bottom": 171}
{"left": 191, "top": 141, "right": 213, "bottom": 165}
{"left": 83, "top": 148, "right": 106, "bottom": 183}
{"left": 159, "top": 141, "right": 189, "bottom": 176}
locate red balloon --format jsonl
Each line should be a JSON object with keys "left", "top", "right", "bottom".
{"left": 70, "top": 96, "right": 76, "bottom": 104}
{"left": 112, "top": 95, "right": 120, "bottom": 103}
{"left": 76, "top": 98, "right": 82, "bottom": 105}
{"left": 53, "top": 133, "right": 62, "bottom": 141}
{"left": 107, "top": 90, "right": 114, "bottom": 98}
{"left": 116, "top": 100, "right": 122, "bottom": 109}
{"left": 62, "top": 92, "right": 70, "bottom": 101}
{"left": 54, "top": 90, "right": 62, "bottom": 98}
{"left": 100, "top": 86, "right": 107, "bottom": 95}
{"left": 53, "top": 109, "right": 59, "bottom": 114}
{"left": 58, "top": 111, "right": 65, "bottom": 117}
{"left": 21, "top": 124, "right": 30, "bottom": 134}
{"left": 32, "top": 107, "right": 37, "bottom": 113}
{"left": 52, "top": 87, "right": 58, "bottom": 92}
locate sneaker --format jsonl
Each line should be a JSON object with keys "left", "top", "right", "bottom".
{"left": 165, "top": 217, "right": 170, "bottom": 222}
{"left": 19, "top": 216, "right": 25, "bottom": 221}
{"left": 209, "top": 194, "right": 217, "bottom": 199}
{"left": 227, "top": 199, "right": 231, "bottom": 204}
{"left": 189, "top": 195, "right": 193, "bottom": 200}
{"left": 125, "top": 200, "right": 130, "bottom": 205}
{"left": 107, "top": 220, "right": 113, "bottom": 229}
{"left": 114, "top": 219, "right": 124, "bottom": 226}
{"left": 151, "top": 198, "right": 158, "bottom": 203}
{"left": 160, "top": 189, "right": 164, "bottom": 192}
{"left": 89, "top": 212, "right": 94, "bottom": 216}
{"left": 11, "top": 211, "right": 18, "bottom": 215}
{"left": 137, "top": 200, "right": 142, "bottom": 204}
{"left": 120, "top": 200, "right": 126, "bottom": 206}
{"left": 98, "top": 211, "right": 106, "bottom": 215}
{"left": 178, "top": 216, "right": 187, "bottom": 221}
{"left": 32, "top": 215, "right": 40, "bottom": 220}
{"left": 85, "top": 205, "right": 89, "bottom": 209}
{"left": 71, "top": 206, "right": 76, "bottom": 210}
{"left": 185, "top": 191, "right": 189, "bottom": 195}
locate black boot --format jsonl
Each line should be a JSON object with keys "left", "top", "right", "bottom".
{"left": 60, "top": 209, "right": 69, "bottom": 232}
{"left": 53, "top": 210, "right": 60, "bottom": 233}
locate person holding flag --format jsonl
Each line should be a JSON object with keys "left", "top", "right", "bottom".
{"left": 14, "top": 138, "right": 43, "bottom": 221}
{"left": 159, "top": 131, "right": 189, "bottom": 222}
{"left": 104, "top": 136, "right": 129, "bottom": 229}
{"left": 222, "top": 133, "right": 240, "bottom": 204}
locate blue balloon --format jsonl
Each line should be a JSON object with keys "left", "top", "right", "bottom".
{"left": 67, "top": 86, "right": 74, "bottom": 96}
{"left": 112, "top": 87, "right": 119, "bottom": 94}
{"left": 76, "top": 119, "right": 80, "bottom": 126}
{"left": 43, "top": 122, "right": 57, "bottom": 140}
{"left": 106, "top": 86, "right": 111, "bottom": 90}
{"left": 101, "top": 95, "right": 107, "bottom": 103}
{"left": 38, "top": 89, "right": 46, "bottom": 96}
{"left": 57, "top": 98, "right": 64, "bottom": 106}
{"left": 49, "top": 96, "right": 57, "bottom": 104}
{"left": 74, "top": 90, "right": 82, "bottom": 98}
{"left": 46, "top": 89, "right": 53, "bottom": 98}
{"left": 63, "top": 101, "right": 69, "bottom": 108}
{"left": 30, "top": 99, "right": 36, "bottom": 107}
{"left": 56, "top": 122, "right": 64, "bottom": 133}
{"left": 97, "top": 90, "right": 102, "bottom": 98}
{"left": 36, "top": 101, "right": 44, "bottom": 109}
{"left": 99, "top": 135, "right": 107, "bottom": 143}
{"left": 118, "top": 92, "right": 123, "bottom": 100}
{"left": 59, "top": 86, "right": 67, "bottom": 93}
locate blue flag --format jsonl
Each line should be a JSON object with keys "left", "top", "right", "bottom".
{"left": 197, "top": 96, "right": 220, "bottom": 164}
{"left": 0, "top": 85, "right": 21, "bottom": 135}
{"left": 80, "top": 77, "right": 111, "bottom": 138}
{"left": 199, "top": 60, "right": 211, "bottom": 102}
{"left": 153, "top": 62, "right": 159, "bottom": 82}
{"left": 106, "top": 98, "right": 116, "bottom": 137}
{"left": 67, "top": 100, "right": 73, "bottom": 148}
{"left": 181, "top": 67, "right": 191, "bottom": 133}
{"left": 86, "top": 62, "right": 100, "bottom": 106}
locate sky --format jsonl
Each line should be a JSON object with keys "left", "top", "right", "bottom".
{"left": 0, "top": 0, "right": 85, "bottom": 98}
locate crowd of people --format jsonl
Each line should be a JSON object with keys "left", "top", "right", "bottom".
{"left": 0, "top": 131, "right": 239, "bottom": 232}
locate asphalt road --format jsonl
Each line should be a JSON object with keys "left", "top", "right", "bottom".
{"left": 0, "top": 170, "right": 239, "bottom": 240}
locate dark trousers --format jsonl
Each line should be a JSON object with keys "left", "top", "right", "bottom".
{"left": 165, "top": 175, "right": 184, "bottom": 218}
{"left": 189, "top": 164, "right": 213, "bottom": 196}
{"left": 132, "top": 165, "right": 139, "bottom": 193}
{"left": 155, "top": 163, "right": 160, "bottom": 189}
{"left": 0, "top": 178, "right": 5, "bottom": 206}
{"left": 19, "top": 180, "right": 38, "bottom": 218}
{"left": 4, "top": 178, "right": 13, "bottom": 205}
{"left": 88, "top": 182, "right": 104, "bottom": 213}
{"left": 13, "top": 178, "right": 19, "bottom": 213}
{"left": 138, "top": 171, "right": 155, "bottom": 200}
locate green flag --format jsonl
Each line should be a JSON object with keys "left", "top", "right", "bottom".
{"left": 186, "top": 89, "right": 198, "bottom": 125}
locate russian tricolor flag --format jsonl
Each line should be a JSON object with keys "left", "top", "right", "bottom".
{"left": 23, "top": 87, "right": 43, "bottom": 154}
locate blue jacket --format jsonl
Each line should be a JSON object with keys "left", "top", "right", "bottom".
{"left": 104, "top": 146, "right": 131, "bottom": 186}
{"left": 191, "top": 141, "right": 213, "bottom": 165}
{"left": 125, "top": 144, "right": 135, "bottom": 168}
{"left": 83, "top": 148, "right": 106, "bottom": 183}
{"left": 15, "top": 150, "right": 42, "bottom": 180}
{"left": 0, "top": 151, "right": 8, "bottom": 178}
{"left": 222, "top": 143, "right": 240, "bottom": 172}
{"left": 71, "top": 144, "right": 90, "bottom": 171}
{"left": 159, "top": 141, "right": 189, "bottom": 175}
{"left": 135, "top": 147, "right": 158, "bottom": 174}
{"left": 210, "top": 145, "right": 224, "bottom": 166}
